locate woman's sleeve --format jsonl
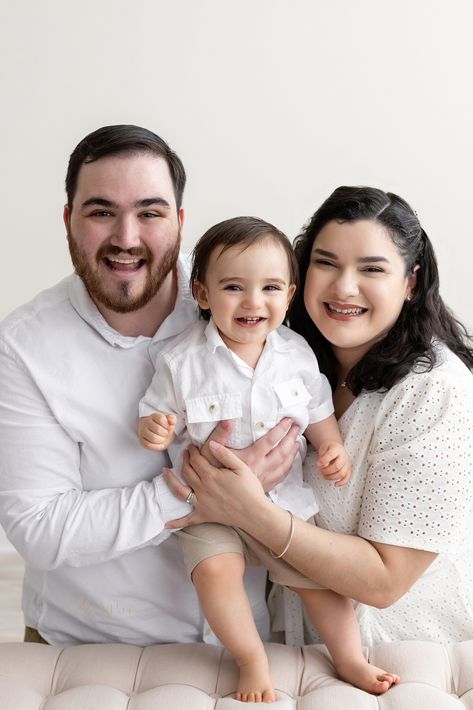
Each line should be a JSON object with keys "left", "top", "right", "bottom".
{"left": 358, "top": 369, "right": 473, "bottom": 553}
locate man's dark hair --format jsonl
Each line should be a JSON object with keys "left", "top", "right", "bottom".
{"left": 191, "top": 216, "right": 299, "bottom": 320}
{"left": 65, "top": 124, "right": 186, "bottom": 211}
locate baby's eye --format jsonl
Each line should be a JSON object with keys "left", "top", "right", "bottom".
{"left": 223, "top": 284, "right": 242, "bottom": 291}
{"left": 263, "top": 284, "right": 282, "bottom": 291}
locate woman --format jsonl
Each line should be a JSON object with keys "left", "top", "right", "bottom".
{"left": 166, "top": 186, "right": 473, "bottom": 646}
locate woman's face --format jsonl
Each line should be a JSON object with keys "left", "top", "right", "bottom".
{"left": 303, "top": 219, "right": 417, "bottom": 367}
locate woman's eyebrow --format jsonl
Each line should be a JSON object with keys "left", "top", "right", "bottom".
{"left": 358, "top": 255, "right": 390, "bottom": 263}
{"left": 313, "top": 248, "right": 338, "bottom": 258}
{"left": 313, "top": 248, "right": 389, "bottom": 263}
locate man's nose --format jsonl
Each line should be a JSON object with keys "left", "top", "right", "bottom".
{"left": 110, "top": 215, "right": 141, "bottom": 250}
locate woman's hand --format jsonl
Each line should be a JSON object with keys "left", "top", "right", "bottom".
{"left": 164, "top": 441, "right": 270, "bottom": 529}
{"left": 198, "top": 417, "right": 301, "bottom": 492}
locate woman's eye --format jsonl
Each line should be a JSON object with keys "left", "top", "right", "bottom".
{"left": 363, "top": 266, "right": 384, "bottom": 273}
{"left": 314, "top": 259, "right": 336, "bottom": 268}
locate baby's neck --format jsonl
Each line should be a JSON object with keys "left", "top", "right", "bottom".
{"left": 221, "top": 334, "right": 266, "bottom": 369}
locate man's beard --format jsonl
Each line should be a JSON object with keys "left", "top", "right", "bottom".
{"left": 67, "top": 230, "right": 181, "bottom": 314}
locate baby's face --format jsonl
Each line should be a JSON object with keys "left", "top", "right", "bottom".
{"left": 194, "top": 238, "right": 296, "bottom": 354}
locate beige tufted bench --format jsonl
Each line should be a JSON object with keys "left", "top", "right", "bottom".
{"left": 1, "top": 640, "right": 472, "bottom": 709}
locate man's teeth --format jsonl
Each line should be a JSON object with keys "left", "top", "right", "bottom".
{"left": 107, "top": 256, "right": 141, "bottom": 264}
{"left": 328, "top": 304, "right": 365, "bottom": 315}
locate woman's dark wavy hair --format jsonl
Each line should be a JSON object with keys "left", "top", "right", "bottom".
{"left": 289, "top": 186, "right": 473, "bottom": 394}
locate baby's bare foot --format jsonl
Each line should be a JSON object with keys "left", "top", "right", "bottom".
{"left": 234, "top": 655, "right": 276, "bottom": 703}
{"left": 336, "top": 657, "right": 400, "bottom": 695}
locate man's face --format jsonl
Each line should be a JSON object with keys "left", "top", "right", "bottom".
{"left": 64, "top": 152, "right": 183, "bottom": 314}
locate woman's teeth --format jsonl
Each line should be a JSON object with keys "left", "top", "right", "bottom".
{"left": 327, "top": 304, "right": 366, "bottom": 315}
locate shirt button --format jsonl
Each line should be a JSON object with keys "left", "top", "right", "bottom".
{"left": 255, "top": 421, "right": 265, "bottom": 430}
{"left": 291, "top": 389, "right": 299, "bottom": 397}
{"left": 209, "top": 403, "right": 217, "bottom": 413}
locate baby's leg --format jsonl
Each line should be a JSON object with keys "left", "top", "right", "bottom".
{"left": 193, "top": 553, "right": 275, "bottom": 703}
{"left": 292, "top": 587, "right": 400, "bottom": 694}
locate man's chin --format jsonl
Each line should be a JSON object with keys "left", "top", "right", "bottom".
{"left": 87, "top": 279, "right": 157, "bottom": 314}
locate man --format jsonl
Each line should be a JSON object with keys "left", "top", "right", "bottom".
{"left": 0, "top": 125, "right": 293, "bottom": 645}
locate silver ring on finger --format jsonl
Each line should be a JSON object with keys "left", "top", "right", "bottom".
{"left": 185, "top": 489, "right": 195, "bottom": 507}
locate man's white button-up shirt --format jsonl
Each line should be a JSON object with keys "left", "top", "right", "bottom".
{"left": 0, "top": 256, "right": 269, "bottom": 645}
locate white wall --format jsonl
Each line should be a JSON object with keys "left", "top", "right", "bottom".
{"left": 1, "top": 0, "right": 472, "bottom": 552}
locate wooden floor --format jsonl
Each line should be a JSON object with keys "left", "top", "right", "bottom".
{"left": 0, "top": 550, "right": 25, "bottom": 642}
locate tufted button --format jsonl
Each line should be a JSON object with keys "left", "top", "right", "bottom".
{"left": 208, "top": 403, "right": 217, "bottom": 413}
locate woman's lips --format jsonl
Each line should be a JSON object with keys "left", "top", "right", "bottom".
{"left": 324, "top": 302, "right": 368, "bottom": 320}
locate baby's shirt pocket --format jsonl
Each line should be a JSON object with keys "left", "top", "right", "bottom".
{"left": 272, "top": 377, "right": 311, "bottom": 430}
{"left": 185, "top": 392, "right": 242, "bottom": 444}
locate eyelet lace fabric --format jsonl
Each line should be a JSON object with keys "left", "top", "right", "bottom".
{"left": 281, "top": 344, "right": 473, "bottom": 646}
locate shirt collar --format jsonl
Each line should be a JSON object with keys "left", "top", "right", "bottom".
{"left": 68, "top": 253, "right": 197, "bottom": 349}
{"left": 204, "top": 318, "right": 292, "bottom": 355}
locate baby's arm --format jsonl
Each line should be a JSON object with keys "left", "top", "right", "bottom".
{"left": 139, "top": 412, "right": 177, "bottom": 452}
{"left": 305, "top": 415, "right": 351, "bottom": 487}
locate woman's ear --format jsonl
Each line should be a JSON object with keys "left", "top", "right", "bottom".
{"left": 193, "top": 281, "right": 210, "bottom": 310}
{"left": 407, "top": 264, "right": 419, "bottom": 299}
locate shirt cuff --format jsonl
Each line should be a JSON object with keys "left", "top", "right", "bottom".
{"left": 154, "top": 473, "right": 191, "bottom": 522}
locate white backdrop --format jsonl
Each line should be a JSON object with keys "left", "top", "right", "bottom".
{"left": 0, "top": 0, "right": 472, "bottom": 549}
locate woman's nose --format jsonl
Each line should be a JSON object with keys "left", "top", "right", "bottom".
{"left": 332, "top": 269, "right": 360, "bottom": 300}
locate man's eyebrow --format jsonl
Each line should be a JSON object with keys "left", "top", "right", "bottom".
{"left": 313, "top": 248, "right": 389, "bottom": 263}
{"left": 80, "top": 197, "right": 171, "bottom": 209}
{"left": 135, "top": 197, "right": 170, "bottom": 209}
{"left": 81, "top": 198, "right": 118, "bottom": 209}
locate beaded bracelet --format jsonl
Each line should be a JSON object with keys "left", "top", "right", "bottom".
{"left": 270, "top": 511, "right": 295, "bottom": 559}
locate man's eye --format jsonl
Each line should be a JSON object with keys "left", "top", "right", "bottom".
{"left": 140, "top": 212, "right": 160, "bottom": 218}
{"left": 363, "top": 266, "right": 384, "bottom": 273}
{"left": 90, "top": 210, "right": 113, "bottom": 217}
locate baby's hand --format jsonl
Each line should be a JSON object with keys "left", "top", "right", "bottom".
{"left": 317, "top": 441, "right": 351, "bottom": 487}
{"left": 139, "top": 412, "right": 176, "bottom": 451}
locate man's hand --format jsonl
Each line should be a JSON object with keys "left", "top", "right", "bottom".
{"left": 139, "top": 412, "right": 176, "bottom": 451}
{"left": 200, "top": 417, "right": 300, "bottom": 492}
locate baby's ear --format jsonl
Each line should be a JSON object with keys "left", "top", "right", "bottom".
{"left": 287, "top": 283, "right": 297, "bottom": 306}
{"left": 193, "top": 281, "right": 210, "bottom": 309}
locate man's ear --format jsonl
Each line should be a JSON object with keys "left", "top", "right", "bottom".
{"left": 63, "top": 204, "right": 70, "bottom": 232}
{"left": 178, "top": 207, "right": 185, "bottom": 230}
{"left": 193, "top": 281, "right": 209, "bottom": 310}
